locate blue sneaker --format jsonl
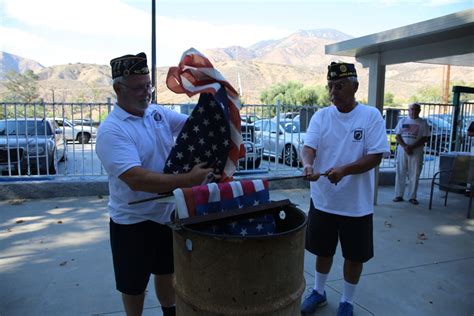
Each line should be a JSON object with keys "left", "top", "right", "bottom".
{"left": 300, "top": 289, "right": 327, "bottom": 315}
{"left": 337, "top": 301, "right": 354, "bottom": 316}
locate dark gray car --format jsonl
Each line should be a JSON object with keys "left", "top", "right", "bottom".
{"left": 0, "top": 118, "right": 67, "bottom": 175}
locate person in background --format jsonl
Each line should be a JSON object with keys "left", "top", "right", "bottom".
{"left": 300, "top": 62, "right": 390, "bottom": 316}
{"left": 393, "top": 103, "right": 430, "bottom": 205}
{"left": 96, "top": 52, "right": 215, "bottom": 316}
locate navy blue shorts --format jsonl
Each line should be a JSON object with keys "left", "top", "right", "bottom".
{"left": 109, "top": 219, "right": 174, "bottom": 295}
{"left": 305, "top": 200, "right": 373, "bottom": 263}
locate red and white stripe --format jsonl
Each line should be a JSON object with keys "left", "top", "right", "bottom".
{"left": 166, "top": 48, "right": 245, "bottom": 181}
{"left": 173, "top": 179, "right": 269, "bottom": 219}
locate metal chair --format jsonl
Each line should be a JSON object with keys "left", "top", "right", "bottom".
{"left": 429, "top": 154, "right": 474, "bottom": 218}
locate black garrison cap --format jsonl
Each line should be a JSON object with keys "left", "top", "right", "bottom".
{"left": 327, "top": 62, "right": 357, "bottom": 80}
{"left": 110, "top": 52, "right": 149, "bottom": 79}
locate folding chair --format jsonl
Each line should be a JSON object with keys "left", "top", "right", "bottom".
{"left": 429, "top": 154, "right": 474, "bottom": 218}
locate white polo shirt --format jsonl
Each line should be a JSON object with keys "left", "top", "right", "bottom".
{"left": 304, "top": 104, "right": 390, "bottom": 217}
{"left": 96, "top": 103, "right": 187, "bottom": 224}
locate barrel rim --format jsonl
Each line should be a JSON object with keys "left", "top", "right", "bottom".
{"left": 177, "top": 205, "right": 307, "bottom": 240}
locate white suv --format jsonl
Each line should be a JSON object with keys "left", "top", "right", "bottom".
{"left": 254, "top": 119, "right": 305, "bottom": 166}
{"left": 53, "top": 118, "right": 97, "bottom": 144}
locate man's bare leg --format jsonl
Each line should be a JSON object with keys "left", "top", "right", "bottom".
{"left": 122, "top": 292, "right": 145, "bottom": 316}
{"left": 316, "top": 256, "right": 333, "bottom": 274}
{"left": 343, "top": 259, "right": 363, "bottom": 284}
{"left": 155, "top": 274, "right": 175, "bottom": 307}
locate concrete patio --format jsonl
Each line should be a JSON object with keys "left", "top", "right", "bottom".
{"left": 0, "top": 180, "right": 473, "bottom": 316}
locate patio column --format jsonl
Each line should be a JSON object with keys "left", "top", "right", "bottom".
{"left": 358, "top": 53, "right": 386, "bottom": 113}
{"left": 358, "top": 53, "right": 387, "bottom": 205}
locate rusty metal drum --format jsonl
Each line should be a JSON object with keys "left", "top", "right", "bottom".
{"left": 173, "top": 203, "right": 307, "bottom": 315}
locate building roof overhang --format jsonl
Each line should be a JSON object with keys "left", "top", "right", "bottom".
{"left": 325, "top": 9, "right": 474, "bottom": 67}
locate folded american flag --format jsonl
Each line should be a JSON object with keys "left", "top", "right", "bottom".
{"left": 173, "top": 179, "right": 276, "bottom": 236}
{"left": 166, "top": 47, "right": 245, "bottom": 181}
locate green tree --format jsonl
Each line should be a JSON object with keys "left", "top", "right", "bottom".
{"left": 409, "top": 86, "right": 442, "bottom": 103}
{"left": 315, "top": 86, "right": 330, "bottom": 106}
{"left": 259, "top": 81, "right": 328, "bottom": 106}
{"left": 409, "top": 82, "right": 474, "bottom": 104}
{"left": 451, "top": 80, "right": 474, "bottom": 102}
{"left": 1, "top": 70, "right": 40, "bottom": 102}
{"left": 295, "top": 87, "right": 318, "bottom": 105}
{"left": 260, "top": 81, "right": 302, "bottom": 105}
{"left": 74, "top": 91, "right": 88, "bottom": 103}
{"left": 384, "top": 92, "right": 395, "bottom": 107}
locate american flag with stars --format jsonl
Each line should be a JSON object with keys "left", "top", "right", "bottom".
{"left": 163, "top": 89, "right": 230, "bottom": 177}
{"left": 173, "top": 179, "right": 276, "bottom": 236}
{"left": 165, "top": 47, "right": 245, "bottom": 181}
{"left": 400, "top": 123, "right": 420, "bottom": 139}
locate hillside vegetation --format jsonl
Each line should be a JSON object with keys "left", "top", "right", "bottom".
{"left": 1, "top": 29, "right": 473, "bottom": 105}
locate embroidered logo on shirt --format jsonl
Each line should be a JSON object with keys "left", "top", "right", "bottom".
{"left": 153, "top": 111, "right": 162, "bottom": 122}
{"left": 353, "top": 129, "right": 363, "bottom": 141}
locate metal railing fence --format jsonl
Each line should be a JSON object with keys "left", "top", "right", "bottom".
{"left": 383, "top": 102, "right": 474, "bottom": 179}
{"left": 1, "top": 101, "right": 112, "bottom": 177}
{"left": 1, "top": 101, "right": 473, "bottom": 180}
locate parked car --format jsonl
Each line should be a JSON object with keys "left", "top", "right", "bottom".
{"left": 386, "top": 129, "right": 397, "bottom": 157}
{"left": 0, "top": 118, "right": 67, "bottom": 175}
{"left": 238, "top": 122, "right": 263, "bottom": 169}
{"left": 425, "top": 116, "right": 453, "bottom": 155}
{"left": 71, "top": 118, "right": 99, "bottom": 127}
{"left": 253, "top": 118, "right": 305, "bottom": 166}
{"left": 53, "top": 118, "right": 97, "bottom": 144}
{"left": 275, "top": 112, "right": 299, "bottom": 120}
{"left": 240, "top": 114, "right": 261, "bottom": 124}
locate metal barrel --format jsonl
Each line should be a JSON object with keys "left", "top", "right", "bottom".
{"left": 173, "top": 204, "right": 307, "bottom": 315}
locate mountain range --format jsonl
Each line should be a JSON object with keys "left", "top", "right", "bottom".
{"left": 1, "top": 28, "right": 473, "bottom": 104}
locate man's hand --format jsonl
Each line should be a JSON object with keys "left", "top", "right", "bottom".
{"left": 404, "top": 145, "right": 413, "bottom": 155}
{"left": 303, "top": 164, "right": 320, "bottom": 181}
{"left": 189, "top": 162, "right": 220, "bottom": 185}
{"left": 325, "top": 167, "right": 345, "bottom": 185}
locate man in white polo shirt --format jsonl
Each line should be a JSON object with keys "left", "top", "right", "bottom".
{"left": 96, "top": 52, "right": 214, "bottom": 316}
{"left": 300, "top": 62, "right": 390, "bottom": 316}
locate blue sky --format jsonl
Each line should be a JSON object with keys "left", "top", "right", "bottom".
{"left": 1, "top": 0, "right": 472, "bottom": 67}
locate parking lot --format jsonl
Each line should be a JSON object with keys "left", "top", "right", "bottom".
{"left": 1, "top": 138, "right": 445, "bottom": 182}
{"left": 57, "top": 142, "right": 104, "bottom": 176}
{"left": 2, "top": 100, "right": 472, "bottom": 180}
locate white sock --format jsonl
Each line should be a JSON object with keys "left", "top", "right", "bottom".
{"left": 341, "top": 280, "right": 357, "bottom": 304}
{"left": 313, "top": 271, "right": 328, "bottom": 295}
